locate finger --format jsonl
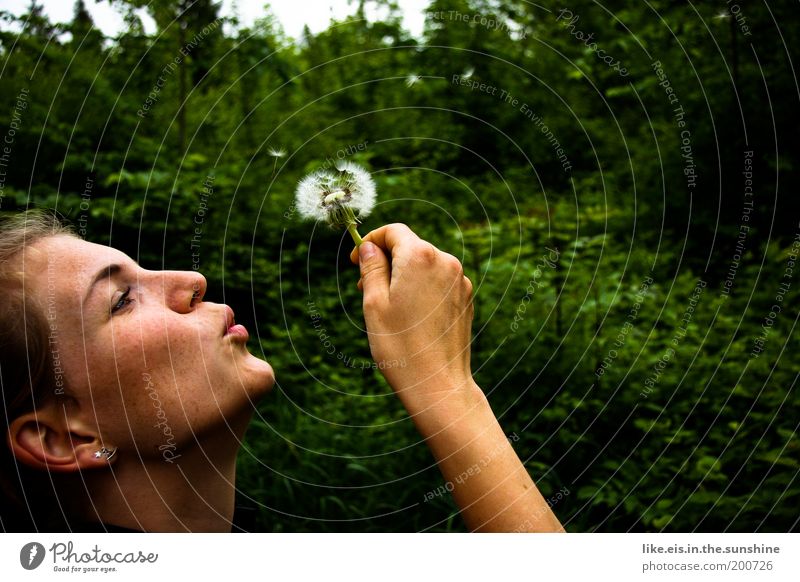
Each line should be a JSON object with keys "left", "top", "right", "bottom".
{"left": 358, "top": 241, "right": 390, "bottom": 306}
{"left": 349, "top": 223, "right": 419, "bottom": 264}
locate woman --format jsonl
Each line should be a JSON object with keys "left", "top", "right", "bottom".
{"left": 0, "top": 211, "right": 564, "bottom": 533}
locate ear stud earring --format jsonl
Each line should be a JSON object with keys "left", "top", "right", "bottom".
{"left": 94, "top": 447, "right": 117, "bottom": 462}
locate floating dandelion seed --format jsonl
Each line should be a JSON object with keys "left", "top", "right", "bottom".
{"left": 714, "top": 11, "right": 730, "bottom": 19}
{"left": 268, "top": 146, "right": 287, "bottom": 177}
{"left": 295, "top": 161, "right": 376, "bottom": 246}
{"left": 462, "top": 67, "right": 474, "bottom": 80}
{"left": 405, "top": 74, "right": 421, "bottom": 88}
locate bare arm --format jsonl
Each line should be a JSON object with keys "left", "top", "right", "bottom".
{"left": 350, "top": 224, "right": 565, "bottom": 532}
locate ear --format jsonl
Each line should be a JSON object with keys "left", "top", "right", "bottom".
{"left": 7, "top": 404, "right": 114, "bottom": 473}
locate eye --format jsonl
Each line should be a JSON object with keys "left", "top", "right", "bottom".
{"left": 111, "top": 287, "right": 133, "bottom": 314}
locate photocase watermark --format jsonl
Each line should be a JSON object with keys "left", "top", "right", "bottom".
{"left": 307, "top": 298, "right": 406, "bottom": 370}
{"left": 284, "top": 141, "right": 370, "bottom": 220}
{"left": 20, "top": 542, "right": 46, "bottom": 570}
{"left": 76, "top": 175, "right": 94, "bottom": 238}
{"left": 0, "top": 87, "right": 29, "bottom": 209}
{"left": 20, "top": 539, "right": 159, "bottom": 573}
{"left": 429, "top": 10, "right": 529, "bottom": 39}
{"left": 640, "top": 279, "right": 706, "bottom": 399}
{"left": 46, "top": 255, "right": 66, "bottom": 395}
{"left": 510, "top": 485, "right": 570, "bottom": 532}
{"left": 555, "top": 8, "right": 628, "bottom": 76}
{"left": 652, "top": 60, "right": 697, "bottom": 192}
{"left": 319, "top": 141, "right": 369, "bottom": 174}
{"left": 190, "top": 174, "right": 215, "bottom": 271}
{"left": 673, "top": 279, "right": 706, "bottom": 344}
{"left": 509, "top": 247, "right": 560, "bottom": 332}
{"left": 45, "top": 541, "right": 158, "bottom": 573}
{"left": 452, "top": 75, "right": 573, "bottom": 173}
{"left": 596, "top": 276, "right": 653, "bottom": 378}
{"left": 142, "top": 372, "right": 181, "bottom": 463}
{"left": 721, "top": 150, "right": 754, "bottom": 298}
{"left": 137, "top": 19, "right": 222, "bottom": 118}
{"left": 423, "top": 432, "right": 520, "bottom": 502}
{"left": 750, "top": 223, "right": 800, "bottom": 358}
{"left": 722, "top": 1, "right": 753, "bottom": 37}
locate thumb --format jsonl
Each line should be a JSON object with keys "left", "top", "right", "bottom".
{"left": 358, "top": 241, "right": 390, "bottom": 303}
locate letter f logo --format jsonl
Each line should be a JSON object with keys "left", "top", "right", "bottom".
{"left": 20, "top": 542, "right": 46, "bottom": 570}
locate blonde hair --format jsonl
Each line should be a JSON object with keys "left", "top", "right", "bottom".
{"left": 0, "top": 210, "right": 75, "bottom": 531}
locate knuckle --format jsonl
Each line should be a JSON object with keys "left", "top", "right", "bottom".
{"left": 360, "top": 261, "right": 380, "bottom": 276}
{"left": 362, "top": 293, "right": 383, "bottom": 312}
{"left": 463, "top": 275, "right": 473, "bottom": 295}
{"left": 440, "top": 252, "right": 464, "bottom": 274}
{"left": 387, "top": 222, "right": 413, "bottom": 238}
{"left": 415, "top": 243, "right": 439, "bottom": 265}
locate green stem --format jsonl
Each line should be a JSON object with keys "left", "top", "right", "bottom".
{"left": 347, "top": 222, "right": 363, "bottom": 246}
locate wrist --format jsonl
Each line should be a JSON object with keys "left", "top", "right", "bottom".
{"left": 402, "top": 378, "right": 492, "bottom": 439}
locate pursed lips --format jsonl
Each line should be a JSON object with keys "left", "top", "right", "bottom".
{"left": 223, "top": 305, "right": 235, "bottom": 336}
{"left": 222, "top": 305, "right": 249, "bottom": 341}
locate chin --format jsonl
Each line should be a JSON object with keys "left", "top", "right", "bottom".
{"left": 243, "top": 353, "right": 276, "bottom": 397}
{"left": 223, "top": 357, "right": 275, "bottom": 433}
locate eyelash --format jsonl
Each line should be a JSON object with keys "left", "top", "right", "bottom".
{"left": 111, "top": 287, "right": 133, "bottom": 314}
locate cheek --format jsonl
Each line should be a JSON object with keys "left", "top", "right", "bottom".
{"left": 131, "top": 318, "right": 223, "bottom": 407}
{"left": 58, "top": 321, "right": 148, "bottom": 404}
{"left": 102, "top": 331, "right": 215, "bottom": 448}
{"left": 131, "top": 312, "right": 209, "bottom": 370}
{"left": 84, "top": 318, "right": 203, "bottom": 410}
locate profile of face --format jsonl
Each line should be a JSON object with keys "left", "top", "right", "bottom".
{"left": 14, "top": 234, "right": 275, "bottom": 469}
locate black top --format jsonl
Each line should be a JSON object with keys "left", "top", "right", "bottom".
{"left": 68, "top": 501, "right": 258, "bottom": 533}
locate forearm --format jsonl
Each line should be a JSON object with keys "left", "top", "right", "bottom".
{"left": 408, "top": 380, "right": 566, "bottom": 533}
{"left": 350, "top": 225, "right": 564, "bottom": 531}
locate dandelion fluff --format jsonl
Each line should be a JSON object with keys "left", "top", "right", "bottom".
{"left": 405, "top": 74, "right": 421, "bottom": 88}
{"left": 296, "top": 172, "right": 332, "bottom": 221}
{"left": 295, "top": 162, "right": 377, "bottom": 245}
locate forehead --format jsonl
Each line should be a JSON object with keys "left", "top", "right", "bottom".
{"left": 24, "top": 235, "right": 131, "bottom": 287}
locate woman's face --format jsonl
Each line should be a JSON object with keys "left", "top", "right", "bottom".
{"left": 23, "top": 235, "right": 275, "bottom": 459}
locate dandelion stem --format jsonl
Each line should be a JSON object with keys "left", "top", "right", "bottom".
{"left": 347, "top": 222, "right": 363, "bottom": 246}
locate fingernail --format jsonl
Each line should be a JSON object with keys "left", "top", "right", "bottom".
{"left": 359, "top": 242, "right": 376, "bottom": 260}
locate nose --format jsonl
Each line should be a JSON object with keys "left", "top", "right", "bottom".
{"left": 161, "top": 270, "right": 207, "bottom": 313}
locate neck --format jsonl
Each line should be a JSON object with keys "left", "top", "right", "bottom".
{"left": 77, "top": 419, "right": 250, "bottom": 532}
{"left": 86, "top": 452, "right": 237, "bottom": 532}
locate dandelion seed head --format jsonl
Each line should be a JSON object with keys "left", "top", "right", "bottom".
{"left": 324, "top": 190, "right": 347, "bottom": 205}
{"left": 295, "top": 162, "right": 377, "bottom": 227}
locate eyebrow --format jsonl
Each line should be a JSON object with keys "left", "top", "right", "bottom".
{"left": 83, "top": 263, "right": 124, "bottom": 308}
